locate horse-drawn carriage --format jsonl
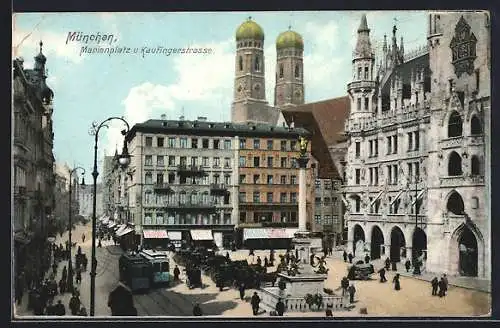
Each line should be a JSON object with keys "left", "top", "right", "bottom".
{"left": 347, "top": 261, "right": 375, "bottom": 280}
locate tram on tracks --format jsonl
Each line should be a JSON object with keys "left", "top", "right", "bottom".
{"left": 139, "top": 249, "right": 171, "bottom": 286}
{"left": 118, "top": 253, "right": 152, "bottom": 293}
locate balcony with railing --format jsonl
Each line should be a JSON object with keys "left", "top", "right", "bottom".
{"left": 439, "top": 175, "right": 485, "bottom": 187}
{"left": 167, "top": 201, "right": 217, "bottom": 213}
{"left": 260, "top": 288, "right": 348, "bottom": 313}
{"left": 177, "top": 164, "right": 207, "bottom": 177}
{"left": 210, "top": 183, "right": 228, "bottom": 196}
{"left": 153, "top": 183, "right": 173, "bottom": 194}
{"left": 345, "top": 103, "right": 430, "bottom": 133}
{"left": 440, "top": 136, "right": 464, "bottom": 149}
{"left": 347, "top": 80, "right": 377, "bottom": 90}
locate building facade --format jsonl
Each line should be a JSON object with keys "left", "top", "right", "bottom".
{"left": 78, "top": 183, "right": 103, "bottom": 219}
{"left": 13, "top": 42, "right": 56, "bottom": 282}
{"left": 124, "top": 118, "right": 312, "bottom": 250}
{"left": 343, "top": 12, "right": 490, "bottom": 280}
{"left": 101, "top": 155, "right": 115, "bottom": 217}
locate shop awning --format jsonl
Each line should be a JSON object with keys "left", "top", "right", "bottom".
{"left": 244, "top": 228, "right": 298, "bottom": 240}
{"left": 115, "top": 224, "right": 127, "bottom": 235}
{"left": 190, "top": 229, "right": 213, "bottom": 241}
{"left": 143, "top": 229, "right": 168, "bottom": 239}
{"left": 167, "top": 231, "right": 182, "bottom": 240}
{"left": 116, "top": 227, "right": 134, "bottom": 237}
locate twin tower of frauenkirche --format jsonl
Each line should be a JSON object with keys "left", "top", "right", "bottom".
{"left": 231, "top": 17, "right": 305, "bottom": 125}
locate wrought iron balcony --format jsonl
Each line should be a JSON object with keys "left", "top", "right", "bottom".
{"left": 177, "top": 164, "right": 207, "bottom": 177}
{"left": 210, "top": 183, "right": 228, "bottom": 196}
{"left": 153, "top": 183, "right": 173, "bottom": 194}
{"left": 167, "top": 201, "right": 217, "bottom": 213}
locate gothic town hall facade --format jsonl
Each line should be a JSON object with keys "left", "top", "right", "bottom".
{"left": 343, "top": 12, "right": 490, "bottom": 280}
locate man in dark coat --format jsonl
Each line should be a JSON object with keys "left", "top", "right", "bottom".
{"left": 69, "top": 293, "right": 81, "bottom": 315}
{"left": 173, "top": 265, "right": 181, "bottom": 281}
{"left": 58, "top": 278, "right": 66, "bottom": 294}
{"left": 391, "top": 260, "right": 397, "bottom": 271}
{"left": 442, "top": 274, "right": 449, "bottom": 295}
{"left": 193, "top": 303, "right": 203, "bottom": 316}
{"left": 385, "top": 257, "right": 391, "bottom": 270}
{"left": 256, "top": 256, "right": 262, "bottom": 267}
{"left": 348, "top": 253, "right": 353, "bottom": 264}
{"left": 431, "top": 277, "right": 439, "bottom": 296}
{"left": 393, "top": 273, "right": 401, "bottom": 291}
{"left": 405, "top": 259, "right": 411, "bottom": 272}
{"left": 341, "top": 276, "right": 349, "bottom": 295}
{"left": 251, "top": 292, "right": 260, "bottom": 315}
{"left": 378, "top": 267, "right": 387, "bottom": 283}
{"left": 216, "top": 274, "right": 224, "bottom": 292}
{"left": 108, "top": 284, "right": 136, "bottom": 315}
{"left": 364, "top": 254, "right": 370, "bottom": 264}
{"left": 54, "top": 300, "right": 66, "bottom": 316}
{"left": 275, "top": 298, "right": 285, "bottom": 316}
{"left": 348, "top": 284, "right": 356, "bottom": 303}
{"left": 438, "top": 277, "right": 446, "bottom": 297}
{"left": 52, "top": 262, "right": 58, "bottom": 276}
{"left": 343, "top": 251, "right": 348, "bottom": 262}
{"left": 239, "top": 282, "right": 246, "bottom": 300}
{"left": 225, "top": 252, "right": 230, "bottom": 261}
{"left": 264, "top": 257, "right": 269, "bottom": 267}
{"left": 46, "top": 299, "right": 56, "bottom": 315}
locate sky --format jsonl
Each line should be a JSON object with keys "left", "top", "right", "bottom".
{"left": 12, "top": 11, "right": 427, "bottom": 182}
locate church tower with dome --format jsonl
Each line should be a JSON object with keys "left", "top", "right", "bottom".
{"left": 231, "top": 17, "right": 280, "bottom": 125}
{"left": 274, "top": 27, "right": 305, "bottom": 127}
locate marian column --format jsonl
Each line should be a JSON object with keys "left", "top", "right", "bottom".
{"left": 298, "top": 146, "right": 309, "bottom": 232}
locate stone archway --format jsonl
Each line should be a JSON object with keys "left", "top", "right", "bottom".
{"left": 412, "top": 227, "right": 427, "bottom": 262}
{"left": 390, "top": 226, "right": 406, "bottom": 263}
{"left": 370, "top": 225, "right": 384, "bottom": 260}
{"left": 352, "top": 224, "right": 365, "bottom": 257}
{"left": 458, "top": 225, "right": 478, "bottom": 276}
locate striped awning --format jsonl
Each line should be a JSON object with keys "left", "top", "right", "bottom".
{"left": 143, "top": 229, "right": 168, "bottom": 239}
{"left": 190, "top": 230, "right": 213, "bottom": 241}
{"left": 115, "top": 224, "right": 127, "bottom": 235}
{"left": 243, "top": 228, "right": 297, "bottom": 240}
{"left": 116, "top": 227, "right": 134, "bottom": 237}
{"left": 167, "top": 231, "right": 182, "bottom": 240}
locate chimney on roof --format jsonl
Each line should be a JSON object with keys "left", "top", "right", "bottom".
{"left": 197, "top": 116, "right": 207, "bottom": 122}
{"left": 160, "top": 114, "right": 166, "bottom": 120}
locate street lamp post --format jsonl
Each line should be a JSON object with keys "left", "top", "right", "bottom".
{"left": 412, "top": 173, "right": 421, "bottom": 275}
{"left": 67, "top": 166, "right": 86, "bottom": 294}
{"left": 89, "top": 117, "right": 131, "bottom": 316}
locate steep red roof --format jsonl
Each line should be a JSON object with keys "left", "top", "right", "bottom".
{"left": 281, "top": 96, "right": 350, "bottom": 179}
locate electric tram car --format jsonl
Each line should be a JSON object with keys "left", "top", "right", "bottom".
{"left": 118, "top": 253, "right": 152, "bottom": 292}
{"left": 139, "top": 249, "right": 171, "bottom": 286}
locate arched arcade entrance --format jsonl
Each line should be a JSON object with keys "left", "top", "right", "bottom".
{"left": 352, "top": 224, "right": 365, "bottom": 257}
{"left": 370, "top": 225, "right": 384, "bottom": 260}
{"left": 390, "top": 226, "right": 406, "bottom": 262}
{"left": 459, "top": 225, "right": 478, "bottom": 277}
{"left": 412, "top": 227, "right": 427, "bottom": 262}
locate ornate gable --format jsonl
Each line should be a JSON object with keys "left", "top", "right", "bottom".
{"left": 450, "top": 16, "right": 477, "bottom": 77}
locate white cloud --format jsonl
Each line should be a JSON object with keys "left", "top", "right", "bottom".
{"left": 104, "top": 39, "right": 235, "bottom": 155}
{"left": 12, "top": 27, "right": 83, "bottom": 65}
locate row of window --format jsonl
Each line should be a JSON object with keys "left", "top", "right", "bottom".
{"left": 143, "top": 213, "right": 232, "bottom": 225}
{"left": 314, "top": 215, "right": 339, "bottom": 225}
{"left": 145, "top": 136, "right": 232, "bottom": 150}
{"left": 314, "top": 197, "right": 339, "bottom": 206}
{"left": 239, "top": 155, "right": 298, "bottom": 168}
{"left": 238, "top": 55, "right": 261, "bottom": 72}
{"left": 238, "top": 191, "right": 297, "bottom": 203}
{"left": 354, "top": 65, "right": 372, "bottom": 81}
{"left": 145, "top": 172, "right": 230, "bottom": 185}
{"left": 239, "top": 174, "right": 297, "bottom": 185}
{"left": 349, "top": 195, "right": 422, "bottom": 215}
{"left": 355, "top": 131, "right": 421, "bottom": 158}
{"left": 145, "top": 155, "right": 232, "bottom": 168}
{"left": 314, "top": 179, "right": 334, "bottom": 189}
{"left": 144, "top": 192, "right": 230, "bottom": 206}
{"left": 448, "top": 112, "right": 482, "bottom": 137}
{"left": 239, "top": 211, "right": 298, "bottom": 223}
{"left": 278, "top": 63, "right": 301, "bottom": 79}
{"left": 144, "top": 136, "right": 300, "bottom": 151}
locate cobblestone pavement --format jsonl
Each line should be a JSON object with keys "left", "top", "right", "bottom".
{"left": 14, "top": 225, "right": 491, "bottom": 318}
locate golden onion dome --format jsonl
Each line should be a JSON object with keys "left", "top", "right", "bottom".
{"left": 236, "top": 17, "right": 264, "bottom": 41}
{"left": 276, "top": 29, "right": 304, "bottom": 50}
